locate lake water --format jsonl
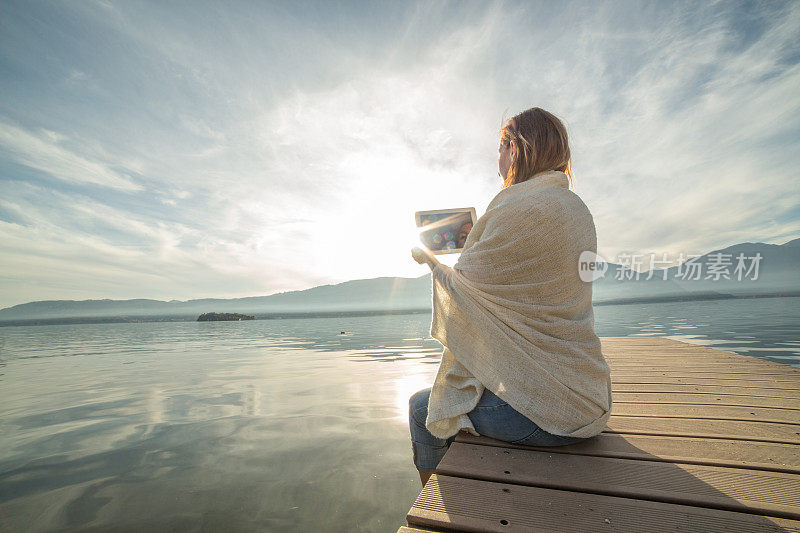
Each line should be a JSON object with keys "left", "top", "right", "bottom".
{"left": 0, "top": 296, "right": 798, "bottom": 531}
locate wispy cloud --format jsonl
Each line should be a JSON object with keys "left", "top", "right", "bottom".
{"left": 0, "top": 121, "right": 141, "bottom": 191}
{"left": 0, "top": 0, "right": 798, "bottom": 307}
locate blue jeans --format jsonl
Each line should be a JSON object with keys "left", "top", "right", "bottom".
{"left": 409, "top": 386, "right": 587, "bottom": 471}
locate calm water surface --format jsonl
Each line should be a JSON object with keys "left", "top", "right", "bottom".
{"left": 0, "top": 296, "right": 798, "bottom": 531}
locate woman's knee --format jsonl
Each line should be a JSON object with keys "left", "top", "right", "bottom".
{"left": 409, "top": 387, "right": 431, "bottom": 423}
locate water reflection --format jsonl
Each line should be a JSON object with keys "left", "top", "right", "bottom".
{"left": 0, "top": 296, "right": 797, "bottom": 530}
{"left": 593, "top": 296, "right": 800, "bottom": 367}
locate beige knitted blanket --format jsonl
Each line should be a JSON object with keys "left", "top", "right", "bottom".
{"left": 425, "top": 170, "right": 612, "bottom": 440}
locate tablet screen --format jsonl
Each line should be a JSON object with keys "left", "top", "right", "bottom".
{"left": 415, "top": 207, "right": 477, "bottom": 254}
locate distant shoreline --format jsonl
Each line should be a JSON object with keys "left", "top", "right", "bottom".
{"left": 0, "top": 307, "right": 434, "bottom": 327}
{"left": 593, "top": 290, "right": 800, "bottom": 306}
{"left": 1, "top": 291, "right": 798, "bottom": 327}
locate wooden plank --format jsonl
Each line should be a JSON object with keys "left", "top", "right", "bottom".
{"left": 608, "top": 364, "right": 800, "bottom": 373}
{"left": 602, "top": 343, "right": 779, "bottom": 351}
{"left": 608, "top": 363, "right": 798, "bottom": 370}
{"left": 599, "top": 341, "right": 794, "bottom": 362}
{"left": 606, "top": 354, "right": 745, "bottom": 361}
{"left": 606, "top": 358, "right": 798, "bottom": 367}
{"left": 611, "top": 392, "right": 800, "bottom": 409}
{"left": 604, "top": 351, "right": 786, "bottom": 360}
{"left": 611, "top": 376, "right": 800, "bottom": 388}
{"left": 454, "top": 432, "right": 800, "bottom": 474}
{"left": 611, "top": 369, "right": 800, "bottom": 378}
{"left": 600, "top": 342, "right": 779, "bottom": 353}
{"left": 607, "top": 361, "right": 797, "bottom": 369}
{"left": 436, "top": 443, "right": 800, "bottom": 520}
{"left": 397, "top": 527, "right": 446, "bottom": 533}
{"left": 609, "top": 367, "right": 800, "bottom": 376}
{"left": 602, "top": 343, "right": 783, "bottom": 352}
{"left": 603, "top": 350, "right": 791, "bottom": 357}
{"left": 606, "top": 356, "right": 799, "bottom": 365}
{"left": 600, "top": 337, "right": 781, "bottom": 351}
{"left": 401, "top": 337, "right": 800, "bottom": 532}
{"left": 612, "top": 383, "right": 800, "bottom": 398}
{"left": 609, "top": 402, "right": 800, "bottom": 425}
{"left": 407, "top": 474, "right": 800, "bottom": 532}
{"left": 606, "top": 354, "right": 797, "bottom": 361}
{"left": 608, "top": 363, "right": 799, "bottom": 372}
{"left": 605, "top": 416, "right": 800, "bottom": 444}
{"left": 603, "top": 348, "right": 759, "bottom": 354}
{"left": 609, "top": 365, "right": 800, "bottom": 373}
{"left": 601, "top": 341, "right": 800, "bottom": 366}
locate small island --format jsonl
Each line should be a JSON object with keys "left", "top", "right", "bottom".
{"left": 197, "top": 312, "right": 255, "bottom": 322}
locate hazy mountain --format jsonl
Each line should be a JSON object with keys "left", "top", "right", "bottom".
{"left": 0, "top": 276, "right": 433, "bottom": 321}
{"left": 664, "top": 238, "right": 800, "bottom": 295}
{"left": 1, "top": 238, "right": 797, "bottom": 324}
{"left": 594, "top": 237, "right": 800, "bottom": 302}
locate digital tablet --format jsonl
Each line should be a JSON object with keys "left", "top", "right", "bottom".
{"left": 414, "top": 207, "right": 477, "bottom": 254}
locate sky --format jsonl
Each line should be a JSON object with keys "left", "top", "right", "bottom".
{"left": 0, "top": 0, "right": 798, "bottom": 309}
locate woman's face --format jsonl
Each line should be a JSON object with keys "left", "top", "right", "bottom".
{"left": 498, "top": 140, "right": 514, "bottom": 182}
{"left": 457, "top": 222, "right": 473, "bottom": 248}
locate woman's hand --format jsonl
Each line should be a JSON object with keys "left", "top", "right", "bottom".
{"left": 411, "top": 247, "right": 440, "bottom": 269}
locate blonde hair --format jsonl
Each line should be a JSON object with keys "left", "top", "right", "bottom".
{"left": 499, "top": 107, "right": 573, "bottom": 189}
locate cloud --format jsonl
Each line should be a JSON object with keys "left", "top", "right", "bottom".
{"left": 565, "top": 2, "right": 800, "bottom": 260}
{"left": 0, "top": 182, "right": 319, "bottom": 305}
{"left": 0, "top": 0, "right": 798, "bottom": 306}
{"left": 0, "top": 121, "right": 142, "bottom": 191}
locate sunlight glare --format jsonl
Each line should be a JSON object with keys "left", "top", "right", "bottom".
{"left": 393, "top": 371, "right": 434, "bottom": 423}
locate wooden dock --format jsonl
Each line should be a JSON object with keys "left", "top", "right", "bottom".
{"left": 399, "top": 337, "right": 800, "bottom": 532}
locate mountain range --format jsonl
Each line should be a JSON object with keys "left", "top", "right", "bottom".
{"left": 1, "top": 238, "right": 798, "bottom": 324}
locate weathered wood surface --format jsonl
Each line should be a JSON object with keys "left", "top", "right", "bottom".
{"left": 399, "top": 337, "right": 800, "bottom": 532}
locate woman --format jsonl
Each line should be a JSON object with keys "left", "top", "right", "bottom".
{"left": 409, "top": 107, "right": 612, "bottom": 488}
{"left": 455, "top": 221, "right": 472, "bottom": 249}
